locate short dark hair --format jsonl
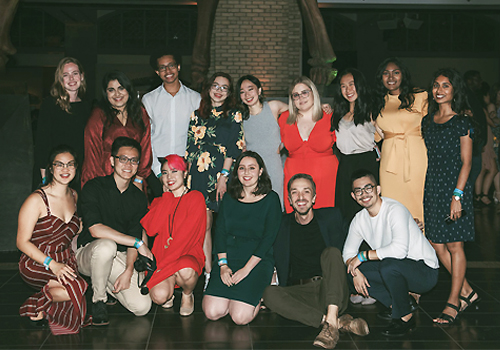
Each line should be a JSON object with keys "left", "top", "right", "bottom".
{"left": 287, "top": 173, "right": 316, "bottom": 197}
{"left": 111, "top": 137, "right": 142, "bottom": 159}
{"left": 228, "top": 151, "right": 272, "bottom": 199}
{"left": 351, "top": 169, "right": 378, "bottom": 190}
{"left": 149, "top": 48, "right": 180, "bottom": 70}
{"left": 45, "top": 144, "right": 80, "bottom": 186}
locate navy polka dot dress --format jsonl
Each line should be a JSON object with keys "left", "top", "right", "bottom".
{"left": 422, "top": 113, "right": 475, "bottom": 243}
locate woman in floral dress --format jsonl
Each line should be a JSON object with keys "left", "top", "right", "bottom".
{"left": 186, "top": 72, "right": 244, "bottom": 284}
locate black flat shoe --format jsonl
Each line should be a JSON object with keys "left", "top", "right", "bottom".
{"left": 381, "top": 316, "right": 415, "bottom": 337}
{"left": 460, "top": 290, "right": 481, "bottom": 312}
{"left": 378, "top": 295, "right": 419, "bottom": 321}
{"left": 26, "top": 317, "right": 47, "bottom": 328}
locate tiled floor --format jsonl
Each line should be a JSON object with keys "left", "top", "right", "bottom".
{"left": 1, "top": 206, "right": 499, "bottom": 350}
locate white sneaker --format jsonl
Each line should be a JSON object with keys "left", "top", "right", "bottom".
{"left": 350, "top": 295, "right": 364, "bottom": 304}
{"left": 361, "top": 296, "right": 377, "bottom": 305}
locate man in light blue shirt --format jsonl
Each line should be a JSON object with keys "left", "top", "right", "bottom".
{"left": 142, "top": 50, "right": 201, "bottom": 196}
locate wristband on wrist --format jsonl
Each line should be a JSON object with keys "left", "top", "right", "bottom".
{"left": 43, "top": 256, "right": 53, "bottom": 270}
{"left": 453, "top": 188, "right": 464, "bottom": 195}
{"left": 134, "top": 238, "right": 144, "bottom": 249}
{"left": 157, "top": 173, "right": 162, "bottom": 179}
{"left": 218, "top": 258, "right": 228, "bottom": 266}
{"left": 357, "top": 252, "right": 367, "bottom": 263}
{"left": 363, "top": 250, "right": 369, "bottom": 261}
{"left": 42, "top": 176, "right": 47, "bottom": 185}
{"left": 134, "top": 178, "right": 143, "bottom": 184}
{"left": 221, "top": 169, "right": 230, "bottom": 177}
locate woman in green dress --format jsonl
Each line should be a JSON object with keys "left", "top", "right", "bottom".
{"left": 203, "top": 151, "right": 282, "bottom": 325}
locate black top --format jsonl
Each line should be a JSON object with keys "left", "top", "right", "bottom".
{"left": 289, "top": 217, "right": 326, "bottom": 280}
{"left": 273, "top": 207, "right": 348, "bottom": 287}
{"left": 34, "top": 96, "right": 91, "bottom": 169}
{"left": 78, "top": 175, "right": 148, "bottom": 252}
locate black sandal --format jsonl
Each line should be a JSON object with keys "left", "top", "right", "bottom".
{"left": 459, "top": 290, "right": 481, "bottom": 312}
{"left": 433, "top": 302, "right": 460, "bottom": 325}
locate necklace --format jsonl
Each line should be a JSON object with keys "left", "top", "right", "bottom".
{"left": 165, "top": 187, "right": 188, "bottom": 249}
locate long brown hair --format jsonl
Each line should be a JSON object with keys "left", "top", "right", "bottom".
{"left": 50, "top": 57, "right": 87, "bottom": 113}
{"left": 198, "top": 72, "right": 236, "bottom": 119}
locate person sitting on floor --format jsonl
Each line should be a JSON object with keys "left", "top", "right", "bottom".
{"left": 140, "top": 154, "right": 206, "bottom": 316}
{"left": 263, "top": 173, "right": 369, "bottom": 349}
{"left": 343, "top": 169, "right": 439, "bottom": 337}
{"left": 76, "top": 136, "right": 153, "bottom": 326}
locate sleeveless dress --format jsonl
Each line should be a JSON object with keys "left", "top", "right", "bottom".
{"left": 376, "top": 92, "right": 428, "bottom": 222}
{"left": 19, "top": 189, "right": 88, "bottom": 335}
{"left": 422, "top": 114, "right": 475, "bottom": 243}
{"left": 279, "top": 111, "right": 338, "bottom": 213}
{"left": 243, "top": 102, "right": 284, "bottom": 207}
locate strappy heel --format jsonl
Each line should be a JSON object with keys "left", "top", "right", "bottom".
{"left": 433, "top": 302, "right": 460, "bottom": 325}
{"left": 459, "top": 290, "right": 481, "bottom": 312}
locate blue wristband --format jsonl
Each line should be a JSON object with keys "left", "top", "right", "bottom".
{"left": 134, "top": 238, "right": 144, "bottom": 249}
{"left": 134, "top": 178, "right": 143, "bottom": 184}
{"left": 221, "top": 169, "right": 230, "bottom": 177}
{"left": 218, "top": 258, "right": 228, "bottom": 266}
{"left": 43, "top": 256, "right": 53, "bottom": 270}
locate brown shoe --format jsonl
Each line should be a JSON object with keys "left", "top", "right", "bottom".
{"left": 338, "top": 314, "right": 370, "bottom": 336}
{"left": 313, "top": 322, "right": 339, "bottom": 349}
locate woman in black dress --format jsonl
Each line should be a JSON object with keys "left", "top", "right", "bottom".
{"left": 34, "top": 57, "right": 90, "bottom": 191}
{"left": 422, "top": 68, "right": 479, "bottom": 324}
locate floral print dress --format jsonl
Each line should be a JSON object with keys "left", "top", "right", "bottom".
{"left": 186, "top": 106, "right": 245, "bottom": 211}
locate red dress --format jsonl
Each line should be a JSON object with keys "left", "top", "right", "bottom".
{"left": 279, "top": 111, "right": 338, "bottom": 213}
{"left": 19, "top": 189, "right": 88, "bottom": 335}
{"left": 82, "top": 107, "right": 152, "bottom": 186}
{"left": 140, "top": 190, "right": 206, "bottom": 289}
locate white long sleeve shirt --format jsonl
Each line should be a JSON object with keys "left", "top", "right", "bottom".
{"left": 142, "top": 82, "right": 201, "bottom": 176}
{"left": 343, "top": 197, "right": 439, "bottom": 269}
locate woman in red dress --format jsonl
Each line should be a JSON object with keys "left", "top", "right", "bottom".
{"left": 17, "top": 145, "right": 88, "bottom": 335}
{"left": 82, "top": 71, "right": 152, "bottom": 189}
{"left": 279, "top": 76, "right": 338, "bottom": 213}
{"left": 141, "top": 154, "right": 206, "bottom": 316}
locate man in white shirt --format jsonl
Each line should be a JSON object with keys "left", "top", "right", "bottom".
{"left": 142, "top": 50, "right": 201, "bottom": 196}
{"left": 343, "top": 169, "right": 439, "bottom": 337}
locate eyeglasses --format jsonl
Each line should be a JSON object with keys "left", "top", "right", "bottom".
{"left": 114, "top": 155, "right": 140, "bottom": 165}
{"left": 211, "top": 84, "right": 229, "bottom": 92}
{"left": 292, "top": 90, "right": 311, "bottom": 100}
{"left": 52, "top": 161, "right": 76, "bottom": 169}
{"left": 157, "top": 63, "right": 178, "bottom": 71}
{"left": 353, "top": 184, "right": 375, "bottom": 196}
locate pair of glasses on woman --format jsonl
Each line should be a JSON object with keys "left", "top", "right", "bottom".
{"left": 114, "top": 155, "right": 140, "bottom": 165}
{"left": 211, "top": 84, "right": 229, "bottom": 92}
{"left": 52, "top": 161, "right": 77, "bottom": 169}
{"left": 353, "top": 184, "right": 375, "bottom": 196}
{"left": 292, "top": 89, "right": 312, "bottom": 100}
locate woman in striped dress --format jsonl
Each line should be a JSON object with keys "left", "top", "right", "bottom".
{"left": 17, "top": 145, "right": 88, "bottom": 335}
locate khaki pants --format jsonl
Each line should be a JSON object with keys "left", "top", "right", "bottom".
{"left": 76, "top": 239, "right": 151, "bottom": 316}
{"left": 263, "top": 247, "right": 349, "bottom": 328}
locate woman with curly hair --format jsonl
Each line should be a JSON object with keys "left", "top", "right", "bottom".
{"left": 34, "top": 57, "right": 90, "bottom": 191}
{"left": 331, "top": 68, "right": 380, "bottom": 221}
{"left": 422, "top": 68, "right": 478, "bottom": 324}
{"left": 203, "top": 151, "right": 281, "bottom": 325}
{"left": 373, "top": 57, "right": 428, "bottom": 223}
{"left": 82, "top": 71, "right": 152, "bottom": 190}
{"left": 186, "top": 72, "right": 245, "bottom": 283}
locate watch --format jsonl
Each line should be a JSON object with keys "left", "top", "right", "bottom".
{"left": 453, "top": 195, "right": 461, "bottom": 201}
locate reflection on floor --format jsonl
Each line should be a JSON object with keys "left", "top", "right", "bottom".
{"left": 1, "top": 207, "right": 499, "bottom": 350}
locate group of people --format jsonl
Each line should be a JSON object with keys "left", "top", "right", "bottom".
{"left": 16, "top": 51, "right": 488, "bottom": 349}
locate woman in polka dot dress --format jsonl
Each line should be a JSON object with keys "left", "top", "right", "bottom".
{"left": 422, "top": 68, "right": 479, "bottom": 325}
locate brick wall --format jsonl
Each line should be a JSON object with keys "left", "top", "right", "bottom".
{"left": 209, "top": 0, "right": 302, "bottom": 97}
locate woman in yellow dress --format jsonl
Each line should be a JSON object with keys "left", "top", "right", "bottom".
{"left": 373, "top": 57, "right": 428, "bottom": 224}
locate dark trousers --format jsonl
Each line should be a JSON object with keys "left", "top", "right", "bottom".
{"left": 348, "top": 258, "right": 438, "bottom": 319}
{"left": 263, "top": 247, "right": 349, "bottom": 328}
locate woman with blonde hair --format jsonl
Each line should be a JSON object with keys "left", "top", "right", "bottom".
{"left": 34, "top": 57, "right": 90, "bottom": 191}
{"left": 279, "top": 76, "right": 338, "bottom": 213}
